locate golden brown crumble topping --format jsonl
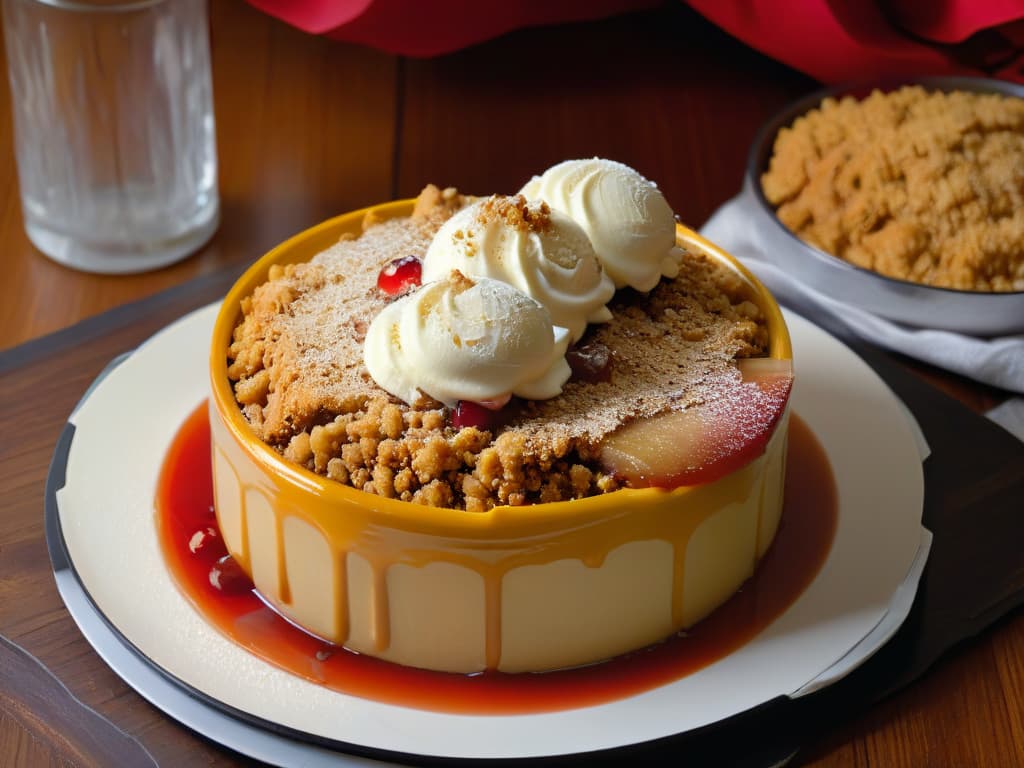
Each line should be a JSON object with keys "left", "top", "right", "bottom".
{"left": 761, "top": 86, "right": 1024, "bottom": 292}
{"left": 228, "top": 185, "right": 767, "bottom": 511}
{"left": 475, "top": 194, "right": 553, "bottom": 233}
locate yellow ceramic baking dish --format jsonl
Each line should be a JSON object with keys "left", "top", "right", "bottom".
{"left": 209, "top": 200, "right": 793, "bottom": 674}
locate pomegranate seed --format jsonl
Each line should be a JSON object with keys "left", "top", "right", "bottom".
{"left": 188, "top": 526, "right": 224, "bottom": 561}
{"left": 209, "top": 555, "right": 253, "bottom": 595}
{"left": 476, "top": 393, "right": 511, "bottom": 410}
{"left": 452, "top": 400, "right": 501, "bottom": 430}
{"left": 567, "top": 341, "right": 613, "bottom": 383}
{"left": 377, "top": 255, "right": 422, "bottom": 295}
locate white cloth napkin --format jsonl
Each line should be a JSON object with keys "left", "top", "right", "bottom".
{"left": 702, "top": 194, "right": 1024, "bottom": 397}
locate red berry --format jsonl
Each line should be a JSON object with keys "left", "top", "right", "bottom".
{"left": 566, "top": 341, "right": 613, "bottom": 383}
{"left": 452, "top": 400, "right": 499, "bottom": 430}
{"left": 209, "top": 555, "right": 253, "bottom": 595}
{"left": 377, "top": 255, "right": 423, "bottom": 295}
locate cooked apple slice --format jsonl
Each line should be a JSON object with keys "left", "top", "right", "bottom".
{"left": 599, "top": 358, "right": 792, "bottom": 488}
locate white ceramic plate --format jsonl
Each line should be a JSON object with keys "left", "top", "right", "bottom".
{"left": 49, "top": 304, "right": 927, "bottom": 763}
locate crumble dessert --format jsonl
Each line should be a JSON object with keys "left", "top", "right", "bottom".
{"left": 761, "top": 86, "right": 1024, "bottom": 292}
{"left": 211, "top": 158, "right": 793, "bottom": 673}
{"left": 227, "top": 188, "right": 767, "bottom": 512}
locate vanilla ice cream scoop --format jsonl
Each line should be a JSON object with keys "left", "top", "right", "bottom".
{"left": 422, "top": 195, "right": 614, "bottom": 342}
{"left": 364, "top": 271, "right": 571, "bottom": 407}
{"left": 520, "top": 158, "right": 683, "bottom": 292}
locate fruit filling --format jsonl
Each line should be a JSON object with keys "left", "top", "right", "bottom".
{"left": 376, "top": 255, "right": 423, "bottom": 295}
{"left": 599, "top": 360, "right": 792, "bottom": 488}
{"left": 566, "top": 339, "right": 613, "bottom": 383}
{"left": 451, "top": 399, "right": 508, "bottom": 431}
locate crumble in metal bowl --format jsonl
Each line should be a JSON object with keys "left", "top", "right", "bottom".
{"left": 743, "top": 77, "right": 1024, "bottom": 336}
{"left": 762, "top": 85, "right": 1024, "bottom": 293}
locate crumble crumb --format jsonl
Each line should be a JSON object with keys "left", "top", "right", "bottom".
{"left": 476, "top": 194, "right": 553, "bottom": 233}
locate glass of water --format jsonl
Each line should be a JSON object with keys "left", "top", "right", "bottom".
{"left": 1, "top": 0, "right": 218, "bottom": 273}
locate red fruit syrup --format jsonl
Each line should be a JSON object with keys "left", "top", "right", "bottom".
{"left": 156, "top": 403, "right": 836, "bottom": 715}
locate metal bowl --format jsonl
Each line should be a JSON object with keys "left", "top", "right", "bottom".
{"left": 744, "top": 76, "right": 1024, "bottom": 337}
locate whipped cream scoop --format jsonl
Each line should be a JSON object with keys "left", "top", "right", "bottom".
{"left": 521, "top": 158, "right": 683, "bottom": 292}
{"left": 364, "top": 270, "right": 571, "bottom": 407}
{"left": 422, "top": 195, "right": 613, "bottom": 342}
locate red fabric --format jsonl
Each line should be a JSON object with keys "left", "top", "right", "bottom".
{"left": 886, "top": 0, "right": 1023, "bottom": 43}
{"left": 688, "top": 0, "right": 1024, "bottom": 83}
{"left": 246, "top": 0, "right": 1024, "bottom": 82}
{"left": 245, "top": 0, "right": 660, "bottom": 58}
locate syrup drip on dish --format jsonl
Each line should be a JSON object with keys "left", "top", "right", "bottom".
{"left": 157, "top": 402, "right": 836, "bottom": 715}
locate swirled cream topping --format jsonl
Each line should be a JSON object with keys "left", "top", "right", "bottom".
{"left": 422, "top": 195, "right": 614, "bottom": 342}
{"left": 364, "top": 270, "right": 571, "bottom": 407}
{"left": 521, "top": 158, "right": 683, "bottom": 292}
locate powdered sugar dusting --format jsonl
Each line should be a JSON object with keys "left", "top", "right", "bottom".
{"left": 226, "top": 188, "right": 770, "bottom": 505}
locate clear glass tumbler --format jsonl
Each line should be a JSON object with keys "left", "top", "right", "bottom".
{"left": 1, "top": 0, "right": 218, "bottom": 273}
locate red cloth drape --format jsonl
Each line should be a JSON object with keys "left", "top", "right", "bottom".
{"left": 246, "top": 0, "right": 1024, "bottom": 83}
{"left": 688, "top": 0, "right": 1024, "bottom": 83}
{"left": 245, "top": 0, "right": 660, "bottom": 58}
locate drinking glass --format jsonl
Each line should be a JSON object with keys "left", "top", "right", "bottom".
{"left": 1, "top": 0, "right": 219, "bottom": 273}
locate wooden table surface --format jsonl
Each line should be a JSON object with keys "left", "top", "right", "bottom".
{"left": 1, "top": 1, "right": 1022, "bottom": 766}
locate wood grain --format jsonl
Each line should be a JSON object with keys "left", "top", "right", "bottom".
{"left": 0, "top": 2, "right": 1021, "bottom": 767}
{"left": 397, "top": 3, "right": 814, "bottom": 224}
{"left": 0, "top": 273, "right": 240, "bottom": 767}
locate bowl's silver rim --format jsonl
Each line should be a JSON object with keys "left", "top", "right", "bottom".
{"left": 746, "top": 75, "right": 1024, "bottom": 303}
